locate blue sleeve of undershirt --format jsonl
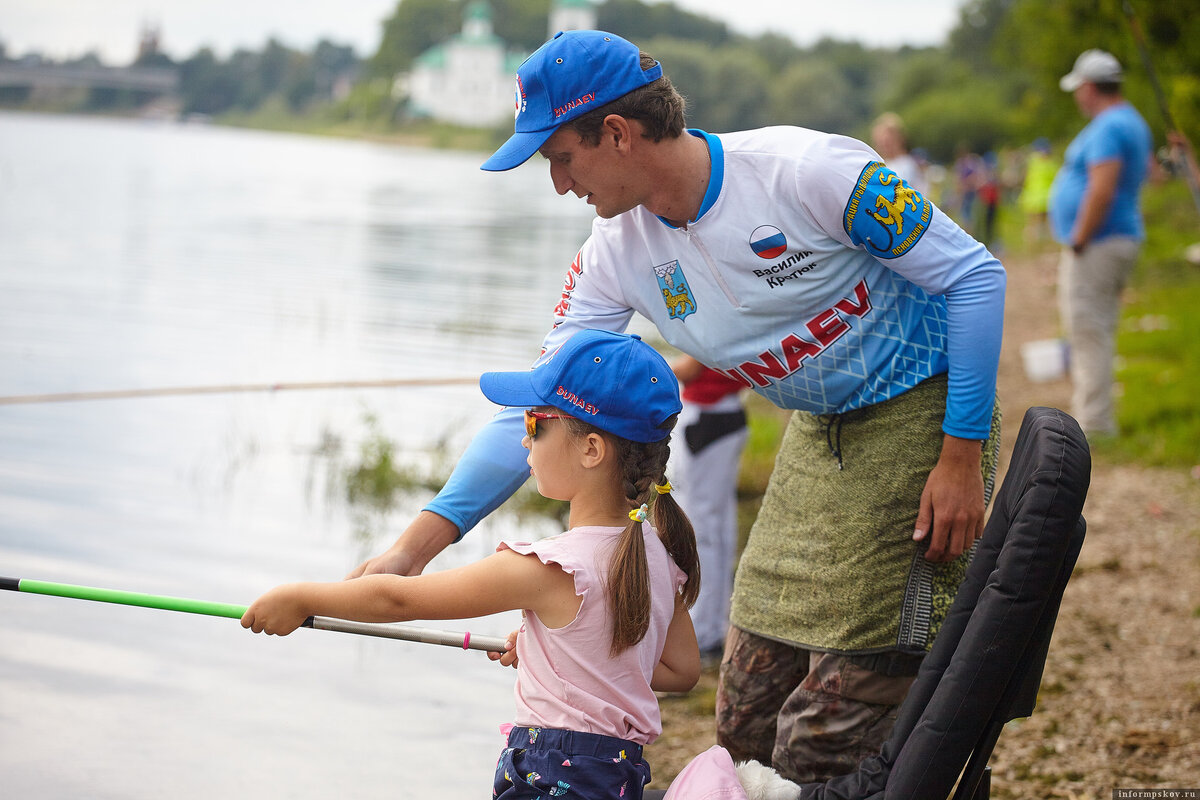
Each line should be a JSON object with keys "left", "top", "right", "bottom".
{"left": 943, "top": 255, "right": 1006, "bottom": 440}
{"left": 422, "top": 406, "right": 530, "bottom": 540}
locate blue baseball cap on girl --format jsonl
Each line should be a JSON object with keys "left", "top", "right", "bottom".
{"left": 479, "top": 330, "right": 681, "bottom": 443}
{"left": 481, "top": 30, "right": 663, "bottom": 172}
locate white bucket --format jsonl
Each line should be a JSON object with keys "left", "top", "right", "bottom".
{"left": 1020, "top": 338, "right": 1068, "bottom": 382}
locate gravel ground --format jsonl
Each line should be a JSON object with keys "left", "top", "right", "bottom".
{"left": 645, "top": 250, "right": 1200, "bottom": 797}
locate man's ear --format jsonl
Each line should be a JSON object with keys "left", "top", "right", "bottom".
{"left": 602, "top": 114, "right": 634, "bottom": 153}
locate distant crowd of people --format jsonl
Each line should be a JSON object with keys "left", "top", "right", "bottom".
{"left": 868, "top": 115, "right": 1066, "bottom": 253}
{"left": 869, "top": 47, "right": 1168, "bottom": 440}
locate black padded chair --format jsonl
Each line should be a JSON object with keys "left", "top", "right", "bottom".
{"left": 650, "top": 406, "right": 1091, "bottom": 800}
{"left": 798, "top": 406, "right": 1090, "bottom": 799}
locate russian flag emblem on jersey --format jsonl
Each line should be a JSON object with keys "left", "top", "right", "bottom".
{"left": 749, "top": 225, "right": 787, "bottom": 259}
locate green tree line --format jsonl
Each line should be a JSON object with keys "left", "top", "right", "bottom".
{"left": 0, "top": 36, "right": 359, "bottom": 116}
{"left": 173, "top": 39, "right": 359, "bottom": 116}
{"left": 361, "top": 0, "right": 1196, "bottom": 160}
{"left": 3, "top": 0, "right": 1194, "bottom": 162}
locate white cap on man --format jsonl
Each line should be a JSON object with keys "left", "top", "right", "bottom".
{"left": 1060, "top": 49, "right": 1123, "bottom": 91}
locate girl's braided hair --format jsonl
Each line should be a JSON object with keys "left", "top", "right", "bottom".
{"left": 562, "top": 414, "right": 699, "bottom": 657}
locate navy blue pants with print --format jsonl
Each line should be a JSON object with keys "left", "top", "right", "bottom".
{"left": 493, "top": 726, "right": 651, "bottom": 799}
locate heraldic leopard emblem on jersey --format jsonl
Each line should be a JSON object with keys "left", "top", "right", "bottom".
{"left": 842, "top": 161, "right": 932, "bottom": 259}
{"left": 654, "top": 260, "right": 696, "bottom": 320}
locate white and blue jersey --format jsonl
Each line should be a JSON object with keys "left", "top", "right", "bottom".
{"left": 429, "top": 126, "right": 1006, "bottom": 536}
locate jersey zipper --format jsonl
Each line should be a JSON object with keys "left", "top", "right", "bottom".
{"left": 684, "top": 227, "right": 741, "bottom": 308}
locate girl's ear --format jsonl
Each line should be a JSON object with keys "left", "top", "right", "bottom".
{"left": 578, "top": 431, "right": 609, "bottom": 469}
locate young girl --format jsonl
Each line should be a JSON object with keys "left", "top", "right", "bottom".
{"left": 242, "top": 329, "right": 702, "bottom": 799}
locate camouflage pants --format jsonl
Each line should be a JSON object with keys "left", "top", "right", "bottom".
{"left": 715, "top": 627, "right": 916, "bottom": 783}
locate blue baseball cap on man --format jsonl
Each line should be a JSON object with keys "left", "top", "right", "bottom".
{"left": 481, "top": 30, "right": 663, "bottom": 172}
{"left": 479, "top": 330, "right": 681, "bottom": 443}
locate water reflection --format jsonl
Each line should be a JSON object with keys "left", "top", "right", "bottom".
{"left": 0, "top": 111, "right": 590, "bottom": 798}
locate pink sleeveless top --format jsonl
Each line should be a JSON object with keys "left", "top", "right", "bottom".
{"left": 500, "top": 525, "right": 687, "bottom": 744}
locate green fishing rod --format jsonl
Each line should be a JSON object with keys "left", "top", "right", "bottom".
{"left": 1, "top": 575, "right": 507, "bottom": 653}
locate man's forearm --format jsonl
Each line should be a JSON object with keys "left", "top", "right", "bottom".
{"left": 387, "top": 511, "right": 461, "bottom": 576}
{"left": 939, "top": 431, "right": 984, "bottom": 467}
{"left": 346, "top": 510, "right": 459, "bottom": 578}
{"left": 422, "top": 406, "right": 532, "bottom": 535}
{"left": 1071, "top": 160, "right": 1120, "bottom": 251}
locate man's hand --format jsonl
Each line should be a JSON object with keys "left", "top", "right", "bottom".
{"left": 345, "top": 511, "right": 460, "bottom": 579}
{"left": 913, "top": 435, "right": 985, "bottom": 562}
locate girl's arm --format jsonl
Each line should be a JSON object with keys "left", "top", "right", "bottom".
{"left": 650, "top": 594, "right": 701, "bottom": 693}
{"left": 242, "top": 549, "right": 580, "bottom": 636}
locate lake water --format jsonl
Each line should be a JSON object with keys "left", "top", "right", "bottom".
{"left": 0, "top": 111, "right": 609, "bottom": 797}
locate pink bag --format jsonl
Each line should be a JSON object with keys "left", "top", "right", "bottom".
{"left": 662, "top": 745, "right": 749, "bottom": 800}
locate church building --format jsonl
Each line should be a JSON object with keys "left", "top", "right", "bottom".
{"left": 404, "top": 0, "right": 597, "bottom": 127}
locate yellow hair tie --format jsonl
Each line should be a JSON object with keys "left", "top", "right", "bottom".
{"left": 628, "top": 504, "right": 649, "bottom": 523}
{"left": 654, "top": 481, "right": 672, "bottom": 495}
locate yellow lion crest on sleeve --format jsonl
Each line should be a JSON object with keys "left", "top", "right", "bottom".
{"left": 843, "top": 162, "right": 932, "bottom": 259}
{"left": 870, "top": 172, "right": 922, "bottom": 237}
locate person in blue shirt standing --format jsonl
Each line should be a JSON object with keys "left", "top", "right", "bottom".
{"left": 1049, "top": 49, "right": 1152, "bottom": 437}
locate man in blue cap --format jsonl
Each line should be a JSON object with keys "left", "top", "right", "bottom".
{"left": 352, "top": 30, "right": 1006, "bottom": 782}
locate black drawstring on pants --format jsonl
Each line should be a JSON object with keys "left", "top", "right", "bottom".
{"left": 819, "top": 413, "right": 845, "bottom": 471}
